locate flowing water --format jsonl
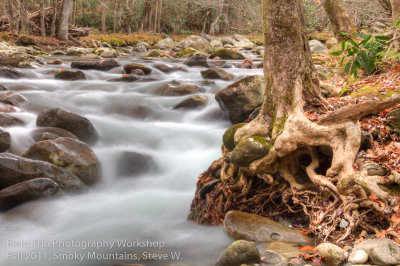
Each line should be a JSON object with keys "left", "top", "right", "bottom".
{"left": 0, "top": 54, "right": 263, "bottom": 266}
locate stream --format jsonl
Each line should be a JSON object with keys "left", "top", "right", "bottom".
{"left": 0, "top": 54, "right": 263, "bottom": 266}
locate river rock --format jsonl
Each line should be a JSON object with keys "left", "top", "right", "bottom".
{"left": 201, "top": 66, "right": 232, "bottom": 81}
{"left": 184, "top": 54, "right": 209, "bottom": 68}
{"left": 153, "top": 63, "right": 188, "bottom": 73}
{"left": 348, "top": 249, "right": 368, "bottom": 264}
{"left": 36, "top": 108, "right": 99, "bottom": 145}
{"left": 66, "top": 47, "right": 94, "bottom": 56}
{"left": 48, "top": 59, "right": 62, "bottom": 65}
{"left": 155, "top": 38, "right": 176, "bottom": 49}
{"left": 215, "top": 75, "right": 263, "bottom": 124}
{"left": 309, "top": 40, "right": 328, "bottom": 54}
{"left": 116, "top": 151, "right": 156, "bottom": 177}
{"left": 142, "top": 50, "right": 173, "bottom": 59}
{"left": 316, "top": 243, "right": 345, "bottom": 266}
{"left": 54, "top": 70, "right": 86, "bottom": 80}
{"left": 216, "top": 240, "right": 260, "bottom": 266}
{"left": 124, "top": 63, "right": 152, "bottom": 75}
{"left": 177, "top": 35, "right": 212, "bottom": 53}
{"left": 0, "top": 67, "right": 24, "bottom": 79}
{"left": 23, "top": 137, "right": 101, "bottom": 185}
{"left": 173, "top": 95, "right": 208, "bottom": 110}
{"left": 223, "top": 123, "right": 246, "bottom": 151}
{"left": 233, "top": 34, "right": 255, "bottom": 48}
{"left": 31, "top": 127, "right": 79, "bottom": 142}
{"left": 210, "top": 40, "right": 224, "bottom": 51}
{"left": 52, "top": 50, "right": 66, "bottom": 56}
{"left": 133, "top": 45, "right": 147, "bottom": 53}
{"left": 320, "top": 82, "right": 340, "bottom": 97}
{"left": 262, "top": 242, "right": 303, "bottom": 262}
{"left": 210, "top": 48, "right": 245, "bottom": 60}
{"left": 0, "top": 128, "right": 11, "bottom": 152}
{"left": 0, "top": 153, "right": 86, "bottom": 191}
{"left": 0, "top": 91, "right": 27, "bottom": 106}
{"left": 361, "top": 163, "right": 386, "bottom": 176}
{"left": 0, "top": 178, "right": 61, "bottom": 211}
{"left": 96, "top": 48, "right": 117, "bottom": 58}
{"left": 71, "top": 59, "right": 121, "bottom": 71}
{"left": 230, "top": 136, "right": 271, "bottom": 166}
{"left": 354, "top": 238, "right": 400, "bottom": 265}
{"left": 0, "top": 113, "right": 24, "bottom": 127}
{"left": 221, "top": 37, "right": 236, "bottom": 46}
{"left": 108, "top": 75, "right": 140, "bottom": 82}
{"left": 224, "top": 211, "right": 311, "bottom": 244}
{"left": 152, "top": 80, "right": 205, "bottom": 96}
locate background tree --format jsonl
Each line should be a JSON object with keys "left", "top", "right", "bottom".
{"left": 322, "top": 0, "right": 356, "bottom": 41}
{"left": 393, "top": 0, "right": 400, "bottom": 20}
{"left": 58, "top": 0, "right": 73, "bottom": 40}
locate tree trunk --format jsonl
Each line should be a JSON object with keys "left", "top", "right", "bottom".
{"left": 7, "top": 0, "right": 17, "bottom": 33}
{"left": 50, "top": 0, "right": 59, "bottom": 37}
{"left": 101, "top": 3, "right": 107, "bottom": 32}
{"left": 18, "top": 0, "right": 29, "bottom": 35}
{"left": 378, "top": 0, "right": 392, "bottom": 16}
{"left": 322, "top": 0, "right": 356, "bottom": 41}
{"left": 121, "top": 0, "right": 135, "bottom": 34}
{"left": 153, "top": 0, "right": 159, "bottom": 33}
{"left": 157, "top": 0, "right": 163, "bottom": 32}
{"left": 40, "top": 0, "right": 46, "bottom": 36}
{"left": 209, "top": 0, "right": 224, "bottom": 35}
{"left": 393, "top": 0, "right": 400, "bottom": 20}
{"left": 58, "top": 0, "right": 73, "bottom": 40}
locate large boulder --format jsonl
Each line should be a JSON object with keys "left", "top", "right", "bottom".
{"left": 309, "top": 40, "right": 328, "bottom": 54}
{"left": 155, "top": 38, "right": 176, "bottom": 49}
{"left": 152, "top": 80, "right": 205, "bottom": 96}
{"left": 233, "top": 34, "right": 255, "bottom": 48}
{"left": 0, "top": 48, "right": 44, "bottom": 68}
{"left": 94, "top": 48, "right": 118, "bottom": 58}
{"left": 0, "top": 91, "right": 27, "bottom": 107}
{"left": 215, "top": 75, "right": 263, "bottom": 124}
{"left": 354, "top": 238, "right": 400, "bottom": 265}
{"left": 201, "top": 66, "right": 232, "bottom": 81}
{"left": 210, "top": 40, "right": 224, "bottom": 51}
{"left": 36, "top": 108, "right": 99, "bottom": 145}
{"left": 124, "top": 63, "right": 152, "bottom": 75}
{"left": 31, "top": 127, "right": 79, "bottom": 142}
{"left": 71, "top": 59, "right": 121, "bottom": 71}
{"left": 116, "top": 151, "right": 156, "bottom": 177}
{"left": 23, "top": 137, "right": 101, "bottom": 185}
{"left": 216, "top": 240, "right": 260, "bottom": 266}
{"left": 0, "top": 153, "right": 86, "bottom": 191}
{"left": 210, "top": 48, "right": 245, "bottom": 60}
{"left": 54, "top": 70, "right": 86, "bottom": 80}
{"left": 0, "top": 113, "right": 24, "bottom": 127}
{"left": 173, "top": 95, "right": 208, "bottom": 110}
{"left": 223, "top": 211, "right": 311, "bottom": 244}
{"left": 0, "top": 178, "right": 61, "bottom": 211}
{"left": 0, "top": 67, "right": 25, "bottom": 79}
{"left": 0, "top": 128, "right": 11, "bottom": 152}
{"left": 176, "top": 35, "right": 212, "bottom": 53}
{"left": 184, "top": 54, "right": 209, "bottom": 68}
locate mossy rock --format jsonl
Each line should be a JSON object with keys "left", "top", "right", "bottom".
{"left": 230, "top": 136, "right": 270, "bottom": 167}
{"left": 388, "top": 109, "right": 400, "bottom": 130}
{"left": 351, "top": 85, "right": 400, "bottom": 99}
{"left": 340, "top": 86, "right": 351, "bottom": 97}
{"left": 16, "top": 35, "right": 35, "bottom": 46}
{"left": 210, "top": 48, "right": 245, "bottom": 60}
{"left": 223, "top": 123, "right": 246, "bottom": 151}
{"left": 178, "top": 48, "right": 196, "bottom": 57}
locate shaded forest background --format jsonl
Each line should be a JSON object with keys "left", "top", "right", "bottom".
{"left": 0, "top": 0, "right": 393, "bottom": 37}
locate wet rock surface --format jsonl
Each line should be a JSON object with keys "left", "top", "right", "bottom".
{"left": 216, "top": 240, "right": 260, "bottom": 266}
{"left": 71, "top": 59, "right": 121, "bottom": 71}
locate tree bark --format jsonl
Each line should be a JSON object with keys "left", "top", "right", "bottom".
{"left": 322, "top": 0, "right": 356, "bottom": 42}
{"left": 393, "top": 0, "right": 400, "bottom": 20}
{"left": 153, "top": 0, "right": 159, "bottom": 33}
{"left": 40, "top": 0, "right": 46, "bottom": 36}
{"left": 58, "top": 0, "right": 73, "bottom": 40}
{"left": 7, "top": 0, "right": 17, "bottom": 33}
{"left": 50, "top": 0, "right": 60, "bottom": 37}
{"left": 209, "top": 0, "right": 225, "bottom": 35}
{"left": 121, "top": 0, "right": 135, "bottom": 34}
{"left": 101, "top": 3, "right": 107, "bottom": 32}
{"left": 157, "top": 0, "right": 163, "bottom": 32}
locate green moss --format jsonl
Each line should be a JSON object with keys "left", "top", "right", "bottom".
{"left": 110, "top": 38, "right": 120, "bottom": 47}
{"left": 94, "top": 49, "right": 104, "bottom": 56}
{"left": 230, "top": 136, "right": 271, "bottom": 167}
{"left": 144, "top": 50, "right": 163, "bottom": 58}
{"left": 223, "top": 123, "right": 246, "bottom": 151}
{"left": 210, "top": 48, "right": 245, "bottom": 60}
{"left": 178, "top": 48, "right": 196, "bottom": 57}
{"left": 39, "top": 51, "right": 49, "bottom": 55}
{"left": 351, "top": 85, "right": 400, "bottom": 99}
{"left": 340, "top": 86, "right": 351, "bottom": 97}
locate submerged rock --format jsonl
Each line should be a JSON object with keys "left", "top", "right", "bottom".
{"left": 223, "top": 211, "right": 311, "bottom": 244}
{"left": 153, "top": 63, "right": 188, "bottom": 73}
{"left": 0, "top": 178, "right": 61, "bottom": 211}
{"left": 152, "top": 80, "right": 205, "bottom": 96}
{"left": 124, "top": 63, "right": 152, "bottom": 75}
{"left": 36, "top": 108, "right": 99, "bottom": 145}
{"left": 173, "top": 95, "right": 208, "bottom": 110}
{"left": 215, "top": 75, "right": 263, "bottom": 124}
{"left": 216, "top": 240, "right": 260, "bottom": 266}
{"left": 184, "top": 54, "right": 209, "bottom": 68}
{"left": 116, "top": 151, "right": 156, "bottom": 177}
{"left": 71, "top": 59, "right": 121, "bottom": 71}
{"left": 0, "top": 153, "right": 86, "bottom": 191}
{"left": 108, "top": 75, "right": 140, "bottom": 83}
{"left": 23, "top": 137, "right": 101, "bottom": 185}
{"left": 0, "top": 67, "right": 25, "bottom": 79}
{"left": 0, "top": 128, "right": 11, "bottom": 152}
{"left": 210, "top": 48, "right": 245, "bottom": 60}
{"left": 201, "top": 66, "right": 232, "bottom": 81}
{"left": 54, "top": 70, "right": 86, "bottom": 80}
{"left": 0, "top": 113, "right": 24, "bottom": 127}
{"left": 31, "top": 127, "right": 79, "bottom": 142}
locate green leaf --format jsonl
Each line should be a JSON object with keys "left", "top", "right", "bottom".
{"left": 375, "top": 35, "right": 391, "bottom": 41}
{"left": 341, "top": 40, "right": 346, "bottom": 51}
{"left": 359, "top": 35, "right": 372, "bottom": 46}
{"left": 349, "top": 39, "right": 359, "bottom": 48}
{"left": 331, "top": 51, "right": 343, "bottom": 56}
{"left": 344, "top": 61, "right": 351, "bottom": 74}
{"left": 351, "top": 60, "right": 360, "bottom": 77}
